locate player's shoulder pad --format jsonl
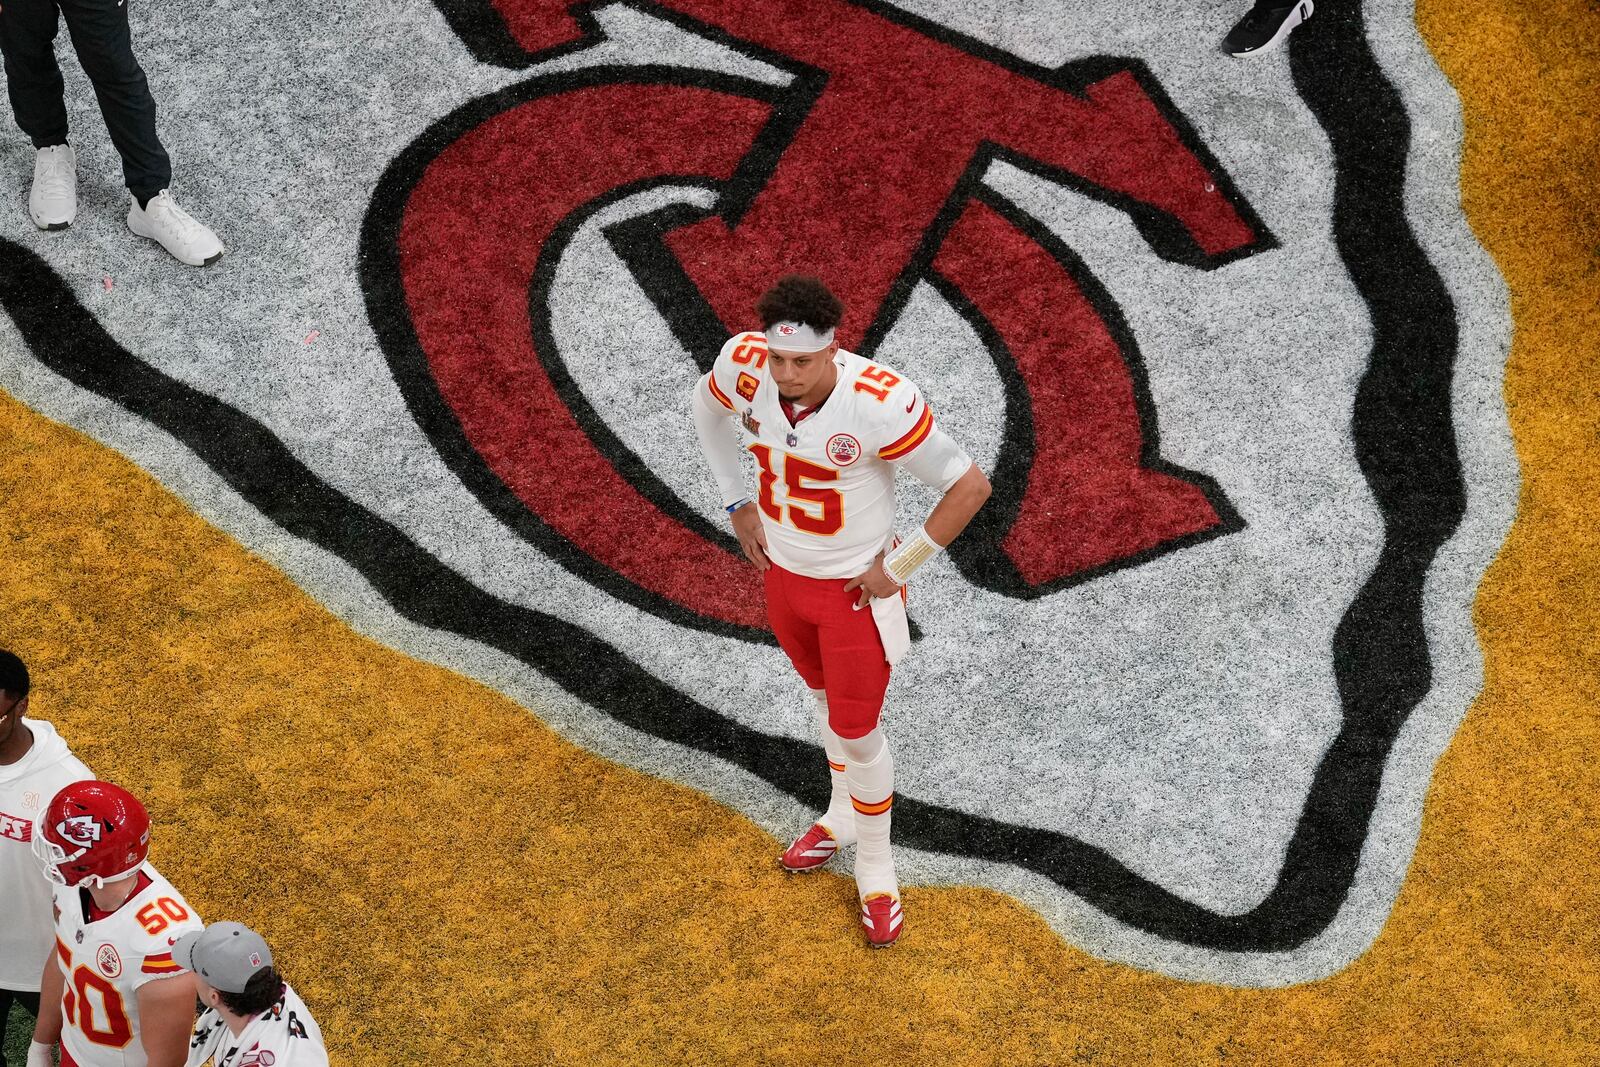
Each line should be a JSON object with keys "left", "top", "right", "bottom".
{"left": 130, "top": 870, "right": 202, "bottom": 954}
{"left": 716, "top": 331, "right": 766, "bottom": 364}
{"left": 843, "top": 351, "right": 916, "bottom": 394}
{"left": 709, "top": 331, "right": 767, "bottom": 408}
{"left": 869, "top": 367, "right": 936, "bottom": 461}
{"left": 881, "top": 363, "right": 922, "bottom": 408}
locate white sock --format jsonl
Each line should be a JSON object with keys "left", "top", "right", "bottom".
{"left": 811, "top": 689, "right": 857, "bottom": 845}
{"left": 842, "top": 726, "right": 897, "bottom": 901}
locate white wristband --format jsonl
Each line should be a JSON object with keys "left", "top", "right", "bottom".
{"left": 882, "top": 526, "right": 942, "bottom": 585}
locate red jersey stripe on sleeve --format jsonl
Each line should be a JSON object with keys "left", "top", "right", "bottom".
{"left": 706, "top": 372, "right": 736, "bottom": 411}
{"left": 879, "top": 406, "right": 935, "bottom": 460}
{"left": 142, "top": 952, "right": 183, "bottom": 974}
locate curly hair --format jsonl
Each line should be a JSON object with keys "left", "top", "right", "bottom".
{"left": 217, "top": 969, "right": 284, "bottom": 1018}
{"left": 755, "top": 275, "right": 844, "bottom": 333}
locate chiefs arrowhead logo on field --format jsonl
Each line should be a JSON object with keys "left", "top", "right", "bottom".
{"left": 367, "top": 0, "right": 1264, "bottom": 640}
{"left": 0, "top": 0, "right": 1513, "bottom": 986}
{"left": 355, "top": 0, "right": 1505, "bottom": 983}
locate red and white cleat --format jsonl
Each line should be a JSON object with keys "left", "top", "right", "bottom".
{"left": 860, "top": 893, "right": 903, "bottom": 948}
{"left": 780, "top": 823, "right": 841, "bottom": 872}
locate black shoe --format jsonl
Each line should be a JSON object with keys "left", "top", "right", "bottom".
{"left": 1222, "top": 0, "right": 1314, "bottom": 57}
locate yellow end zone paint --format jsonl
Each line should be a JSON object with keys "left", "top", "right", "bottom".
{"left": 2, "top": 1, "right": 1597, "bottom": 1061}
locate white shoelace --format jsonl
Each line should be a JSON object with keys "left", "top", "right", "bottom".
{"left": 34, "top": 151, "right": 74, "bottom": 201}
{"left": 145, "top": 192, "right": 208, "bottom": 246}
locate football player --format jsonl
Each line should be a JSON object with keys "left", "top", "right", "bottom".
{"left": 691, "top": 274, "right": 991, "bottom": 946}
{"left": 28, "top": 780, "right": 202, "bottom": 1067}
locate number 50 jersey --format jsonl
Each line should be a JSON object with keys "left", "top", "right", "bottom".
{"left": 701, "top": 332, "right": 973, "bottom": 580}
{"left": 50, "top": 864, "right": 202, "bottom": 1067}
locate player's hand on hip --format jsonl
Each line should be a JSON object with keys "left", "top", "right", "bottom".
{"left": 844, "top": 551, "right": 898, "bottom": 608}
{"left": 730, "top": 502, "right": 770, "bottom": 570}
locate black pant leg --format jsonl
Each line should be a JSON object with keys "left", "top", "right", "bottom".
{"left": 0, "top": 988, "right": 42, "bottom": 1067}
{"left": 0, "top": 0, "right": 70, "bottom": 149}
{"left": 56, "top": 0, "right": 170, "bottom": 198}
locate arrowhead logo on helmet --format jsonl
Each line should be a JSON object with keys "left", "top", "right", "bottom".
{"left": 57, "top": 813, "right": 104, "bottom": 847}
{"left": 35, "top": 780, "right": 152, "bottom": 888}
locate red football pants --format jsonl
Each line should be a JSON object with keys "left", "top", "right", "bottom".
{"left": 764, "top": 563, "right": 891, "bottom": 739}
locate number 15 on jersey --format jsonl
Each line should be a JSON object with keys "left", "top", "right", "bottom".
{"left": 749, "top": 444, "right": 845, "bottom": 536}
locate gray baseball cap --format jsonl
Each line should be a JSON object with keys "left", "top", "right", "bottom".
{"left": 172, "top": 922, "right": 274, "bottom": 993}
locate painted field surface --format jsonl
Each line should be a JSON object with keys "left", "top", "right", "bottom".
{"left": 0, "top": 0, "right": 1595, "bottom": 1062}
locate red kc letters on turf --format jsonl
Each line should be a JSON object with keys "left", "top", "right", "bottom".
{"left": 389, "top": 0, "right": 1268, "bottom": 634}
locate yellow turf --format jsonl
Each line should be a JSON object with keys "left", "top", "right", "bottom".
{"left": 1, "top": 0, "right": 1597, "bottom": 1061}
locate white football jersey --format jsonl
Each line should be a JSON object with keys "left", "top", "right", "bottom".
{"left": 51, "top": 864, "right": 203, "bottom": 1067}
{"left": 703, "top": 333, "right": 973, "bottom": 579}
{"left": 186, "top": 981, "right": 329, "bottom": 1067}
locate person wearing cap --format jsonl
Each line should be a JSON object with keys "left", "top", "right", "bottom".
{"left": 690, "top": 274, "right": 991, "bottom": 947}
{"left": 175, "top": 922, "right": 329, "bottom": 1067}
{"left": 0, "top": 650, "right": 92, "bottom": 1067}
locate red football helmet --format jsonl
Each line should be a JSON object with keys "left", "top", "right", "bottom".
{"left": 32, "top": 781, "right": 151, "bottom": 888}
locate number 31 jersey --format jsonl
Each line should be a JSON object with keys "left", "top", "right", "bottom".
{"left": 703, "top": 332, "right": 973, "bottom": 579}
{"left": 51, "top": 864, "right": 203, "bottom": 1067}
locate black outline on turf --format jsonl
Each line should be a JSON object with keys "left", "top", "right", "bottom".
{"left": 854, "top": 161, "right": 1247, "bottom": 597}
{"left": 0, "top": 0, "right": 1470, "bottom": 955}
{"left": 356, "top": 0, "right": 1468, "bottom": 951}
{"left": 359, "top": 67, "right": 790, "bottom": 647}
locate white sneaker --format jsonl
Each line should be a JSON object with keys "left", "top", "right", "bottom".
{"left": 127, "top": 190, "right": 224, "bottom": 266}
{"left": 29, "top": 144, "right": 77, "bottom": 230}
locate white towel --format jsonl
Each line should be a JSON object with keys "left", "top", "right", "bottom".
{"left": 869, "top": 590, "right": 911, "bottom": 666}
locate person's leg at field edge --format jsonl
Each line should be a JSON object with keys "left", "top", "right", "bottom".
{"left": 0, "top": 0, "right": 79, "bottom": 229}
{"left": 1221, "top": 0, "right": 1314, "bottom": 57}
{"left": 768, "top": 565, "right": 859, "bottom": 870}
{"left": 55, "top": 0, "right": 223, "bottom": 263}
